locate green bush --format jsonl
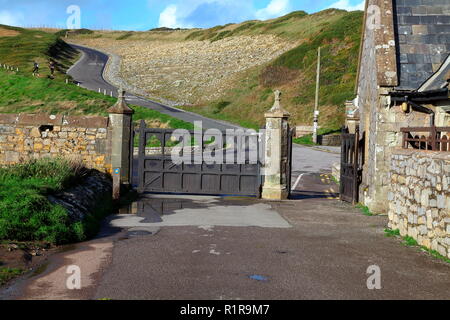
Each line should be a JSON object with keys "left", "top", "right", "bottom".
{"left": 0, "top": 159, "right": 110, "bottom": 244}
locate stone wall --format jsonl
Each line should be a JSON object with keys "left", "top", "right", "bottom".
{"left": 0, "top": 113, "right": 112, "bottom": 173}
{"left": 388, "top": 148, "right": 450, "bottom": 259}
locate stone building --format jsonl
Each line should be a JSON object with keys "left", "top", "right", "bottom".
{"left": 355, "top": 0, "right": 450, "bottom": 213}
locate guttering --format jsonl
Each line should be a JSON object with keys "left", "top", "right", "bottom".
{"left": 388, "top": 89, "right": 449, "bottom": 127}
{"left": 389, "top": 88, "right": 449, "bottom": 103}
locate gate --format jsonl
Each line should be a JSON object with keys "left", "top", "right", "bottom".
{"left": 135, "top": 120, "right": 262, "bottom": 196}
{"left": 340, "top": 126, "right": 362, "bottom": 204}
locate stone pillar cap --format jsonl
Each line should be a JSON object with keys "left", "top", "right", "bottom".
{"left": 265, "top": 90, "right": 290, "bottom": 118}
{"left": 107, "top": 87, "right": 134, "bottom": 114}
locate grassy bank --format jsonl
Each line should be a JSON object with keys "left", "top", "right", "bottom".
{"left": 0, "top": 24, "right": 193, "bottom": 131}
{"left": 0, "top": 68, "right": 193, "bottom": 130}
{"left": 0, "top": 159, "right": 110, "bottom": 245}
{"left": 0, "top": 24, "right": 78, "bottom": 79}
{"left": 0, "top": 268, "right": 23, "bottom": 286}
{"left": 293, "top": 128, "right": 341, "bottom": 145}
{"left": 177, "top": 10, "right": 363, "bottom": 131}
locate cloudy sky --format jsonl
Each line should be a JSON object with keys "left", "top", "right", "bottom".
{"left": 0, "top": 0, "right": 364, "bottom": 30}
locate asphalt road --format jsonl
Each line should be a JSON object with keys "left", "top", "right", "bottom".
{"left": 6, "top": 174, "right": 449, "bottom": 300}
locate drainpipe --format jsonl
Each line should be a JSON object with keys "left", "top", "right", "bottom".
{"left": 407, "top": 100, "right": 435, "bottom": 126}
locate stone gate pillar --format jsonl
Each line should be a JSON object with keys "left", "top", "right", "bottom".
{"left": 262, "top": 90, "right": 291, "bottom": 200}
{"left": 108, "top": 88, "right": 134, "bottom": 200}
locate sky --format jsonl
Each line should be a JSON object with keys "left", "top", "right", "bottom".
{"left": 0, "top": 0, "right": 365, "bottom": 31}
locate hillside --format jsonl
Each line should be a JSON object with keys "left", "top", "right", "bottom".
{"left": 68, "top": 9, "right": 363, "bottom": 130}
{"left": 0, "top": 25, "right": 193, "bottom": 130}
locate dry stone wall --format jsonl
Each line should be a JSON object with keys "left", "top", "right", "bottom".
{"left": 388, "top": 148, "right": 450, "bottom": 259}
{"left": 0, "top": 113, "right": 112, "bottom": 173}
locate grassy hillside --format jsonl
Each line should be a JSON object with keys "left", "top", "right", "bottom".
{"left": 0, "top": 25, "right": 193, "bottom": 130}
{"left": 68, "top": 9, "right": 363, "bottom": 131}
{"left": 180, "top": 10, "right": 363, "bottom": 130}
{"left": 0, "top": 25, "right": 78, "bottom": 79}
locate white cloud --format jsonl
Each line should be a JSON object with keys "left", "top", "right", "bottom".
{"left": 158, "top": 5, "right": 179, "bottom": 28}
{"left": 327, "top": 0, "right": 365, "bottom": 11}
{"left": 0, "top": 10, "right": 24, "bottom": 26}
{"left": 157, "top": 0, "right": 288, "bottom": 29}
{"left": 255, "top": 0, "right": 292, "bottom": 20}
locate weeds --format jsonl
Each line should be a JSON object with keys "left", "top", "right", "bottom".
{"left": 384, "top": 229, "right": 450, "bottom": 264}
{"left": 356, "top": 204, "right": 373, "bottom": 216}
{"left": 0, "top": 268, "right": 24, "bottom": 286}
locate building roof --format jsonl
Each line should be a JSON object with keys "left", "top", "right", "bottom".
{"left": 395, "top": 0, "right": 450, "bottom": 91}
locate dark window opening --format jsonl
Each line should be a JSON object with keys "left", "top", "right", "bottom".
{"left": 39, "top": 125, "right": 54, "bottom": 133}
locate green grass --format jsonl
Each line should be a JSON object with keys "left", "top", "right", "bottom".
{"left": 293, "top": 128, "right": 341, "bottom": 145}
{"left": 403, "top": 236, "right": 419, "bottom": 247}
{"left": 0, "top": 267, "right": 24, "bottom": 286}
{"left": 179, "top": 10, "right": 363, "bottom": 130}
{"left": 356, "top": 203, "right": 374, "bottom": 216}
{"left": 0, "top": 25, "right": 193, "bottom": 131}
{"left": 384, "top": 229, "right": 450, "bottom": 264}
{"left": 133, "top": 105, "right": 193, "bottom": 130}
{"left": 177, "top": 104, "right": 260, "bottom": 130}
{"left": 0, "top": 159, "right": 111, "bottom": 245}
{"left": 293, "top": 135, "right": 317, "bottom": 146}
{"left": 0, "top": 68, "right": 193, "bottom": 130}
{"left": 384, "top": 229, "right": 401, "bottom": 238}
{"left": 0, "top": 25, "right": 78, "bottom": 79}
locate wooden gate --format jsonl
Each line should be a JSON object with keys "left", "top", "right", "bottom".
{"left": 135, "top": 120, "right": 263, "bottom": 196}
{"left": 340, "top": 126, "right": 362, "bottom": 204}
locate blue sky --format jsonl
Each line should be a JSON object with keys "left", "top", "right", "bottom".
{"left": 0, "top": 0, "right": 365, "bottom": 31}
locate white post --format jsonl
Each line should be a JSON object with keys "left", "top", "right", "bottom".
{"left": 313, "top": 47, "right": 321, "bottom": 144}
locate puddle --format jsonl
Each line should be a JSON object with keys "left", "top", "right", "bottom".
{"left": 29, "top": 261, "right": 49, "bottom": 278}
{"left": 127, "top": 230, "right": 152, "bottom": 237}
{"left": 110, "top": 195, "right": 291, "bottom": 229}
{"left": 57, "top": 244, "right": 77, "bottom": 254}
{"left": 249, "top": 275, "right": 269, "bottom": 282}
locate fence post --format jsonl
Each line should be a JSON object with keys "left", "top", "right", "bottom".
{"left": 431, "top": 126, "right": 437, "bottom": 151}
{"left": 261, "top": 90, "right": 291, "bottom": 200}
{"left": 108, "top": 87, "right": 134, "bottom": 201}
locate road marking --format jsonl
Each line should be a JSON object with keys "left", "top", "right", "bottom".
{"left": 292, "top": 173, "right": 305, "bottom": 191}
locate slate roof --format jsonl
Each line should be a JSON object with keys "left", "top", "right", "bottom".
{"left": 394, "top": 0, "right": 450, "bottom": 91}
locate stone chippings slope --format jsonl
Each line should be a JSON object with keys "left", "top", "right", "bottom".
{"left": 72, "top": 35, "right": 297, "bottom": 105}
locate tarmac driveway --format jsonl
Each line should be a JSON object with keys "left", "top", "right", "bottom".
{"left": 90, "top": 174, "right": 449, "bottom": 300}
{"left": 7, "top": 173, "right": 449, "bottom": 300}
